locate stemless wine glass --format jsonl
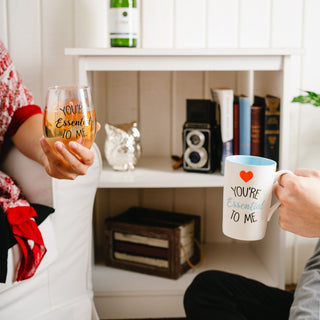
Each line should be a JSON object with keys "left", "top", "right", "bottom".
{"left": 43, "top": 86, "right": 96, "bottom": 154}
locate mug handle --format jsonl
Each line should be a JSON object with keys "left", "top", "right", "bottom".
{"left": 267, "top": 169, "right": 293, "bottom": 222}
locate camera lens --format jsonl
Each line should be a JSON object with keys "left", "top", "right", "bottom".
{"left": 184, "top": 147, "right": 208, "bottom": 169}
{"left": 189, "top": 151, "right": 201, "bottom": 163}
{"left": 186, "top": 130, "right": 205, "bottom": 147}
{"left": 190, "top": 134, "right": 201, "bottom": 146}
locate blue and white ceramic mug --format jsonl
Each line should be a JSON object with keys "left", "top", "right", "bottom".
{"left": 223, "top": 155, "right": 292, "bottom": 241}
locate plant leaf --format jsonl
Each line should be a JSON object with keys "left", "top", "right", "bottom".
{"left": 292, "top": 90, "right": 320, "bottom": 107}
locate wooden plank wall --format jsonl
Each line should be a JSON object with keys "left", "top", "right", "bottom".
{"left": 1, "top": 0, "right": 317, "bottom": 284}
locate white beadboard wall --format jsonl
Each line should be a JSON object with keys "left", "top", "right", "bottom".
{"left": 1, "top": 0, "right": 319, "bottom": 285}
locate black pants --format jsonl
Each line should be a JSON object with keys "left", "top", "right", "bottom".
{"left": 184, "top": 270, "right": 294, "bottom": 320}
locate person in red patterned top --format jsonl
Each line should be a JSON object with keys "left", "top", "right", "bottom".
{"left": 0, "top": 41, "right": 97, "bottom": 180}
{"left": 0, "top": 40, "right": 98, "bottom": 282}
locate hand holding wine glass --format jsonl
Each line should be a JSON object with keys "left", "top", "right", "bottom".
{"left": 42, "top": 86, "right": 98, "bottom": 179}
{"left": 44, "top": 86, "right": 96, "bottom": 151}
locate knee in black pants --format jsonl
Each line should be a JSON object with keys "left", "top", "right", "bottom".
{"left": 184, "top": 270, "right": 235, "bottom": 319}
{"left": 184, "top": 270, "right": 293, "bottom": 320}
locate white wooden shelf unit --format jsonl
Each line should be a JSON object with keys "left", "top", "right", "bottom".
{"left": 66, "top": 47, "right": 296, "bottom": 320}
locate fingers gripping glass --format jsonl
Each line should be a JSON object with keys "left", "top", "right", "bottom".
{"left": 43, "top": 86, "right": 96, "bottom": 156}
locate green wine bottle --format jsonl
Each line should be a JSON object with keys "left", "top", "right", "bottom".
{"left": 109, "top": 0, "right": 138, "bottom": 47}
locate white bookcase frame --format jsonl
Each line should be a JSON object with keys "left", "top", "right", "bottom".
{"left": 66, "top": 48, "right": 299, "bottom": 319}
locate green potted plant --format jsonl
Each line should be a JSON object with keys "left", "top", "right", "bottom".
{"left": 292, "top": 90, "right": 320, "bottom": 106}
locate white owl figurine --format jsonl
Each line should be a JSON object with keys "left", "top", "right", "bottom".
{"left": 104, "top": 122, "right": 142, "bottom": 171}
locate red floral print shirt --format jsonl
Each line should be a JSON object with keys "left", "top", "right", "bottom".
{"left": 0, "top": 40, "right": 42, "bottom": 150}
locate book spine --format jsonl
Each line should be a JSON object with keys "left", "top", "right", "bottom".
{"left": 213, "top": 89, "right": 234, "bottom": 174}
{"left": 219, "top": 91, "right": 234, "bottom": 144}
{"left": 239, "top": 96, "right": 251, "bottom": 155}
{"left": 250, "top": 105, "right": 264, "bottom": 156}
{"left": 264, "top": 96, "right": 280, "bottom": 163}
{"left": 233, "top": 97, "right": 239, "bottom": 155}
{"left": 221, "top": 141, "right": 233, "bottom": 174}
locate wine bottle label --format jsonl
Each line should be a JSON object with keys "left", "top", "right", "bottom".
{"left": 109, "top": 8, "right": 138, "bottom": 39}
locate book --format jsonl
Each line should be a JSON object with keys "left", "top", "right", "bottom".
{"left": 233, "top": 96, "right": 239, "bottom": 155}
{"left": 251, "top": 103, "right": 264, "bottom": 156}
{"left": 264, "top": 95, "right": 280, "bottom": 163}
{"left": 238, "top": 95, "right": 251, "bottom": 155}
{"left": 211, "top": 88, "right": 234, "bottom": 174}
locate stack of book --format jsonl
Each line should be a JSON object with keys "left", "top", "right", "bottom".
{"left": 212, "top": 89, "right": 281, "bottom": 171}
{"left": 234, "top": 94, "right": 280, "bottom": 161}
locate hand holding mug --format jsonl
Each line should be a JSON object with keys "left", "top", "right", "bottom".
{"left": 223, "top": 155, "right": 292, "bottom": 241}
{"left": 274, "top": 168, "right": 320, "bottom": 237}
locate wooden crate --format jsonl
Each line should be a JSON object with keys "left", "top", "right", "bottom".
{"left": 104, "top": 207, "right": 201, "bottom": 279}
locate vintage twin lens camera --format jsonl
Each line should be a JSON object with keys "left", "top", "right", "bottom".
{"left": 183, "top": 123, "right": 212, "bottom": 172}
{"left": 183, "top": 100, "right": 218, "bottom": 173}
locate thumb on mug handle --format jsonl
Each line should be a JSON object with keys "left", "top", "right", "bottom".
{"left": 267, "top": 169, "right": 293, "bottom": 222}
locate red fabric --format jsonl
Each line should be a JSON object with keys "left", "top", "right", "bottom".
{"left": 6, "top": 206, "right": 46, "bottom": 281}
{"left": 0, "top": 40, "right": 38, "bottom": 151}
{"left": 0, "top": 41, "right": 46, "bottom": 281}
{"left": 0, "top": 163, "right": 46, "bottom": 282}
{"left": 6, "top": 104, "right": 42, "bottom": 137}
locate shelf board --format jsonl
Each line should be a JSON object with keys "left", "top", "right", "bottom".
{"left": 93, "top": 243, "right": 276, "bottom": 296}
{"left": 98, "top": 156, "right": 224, "bottom": 188}
{"left": 65, "top": 47, "right": 302, "bottom": 73}
{"left": 93, "top": 242, "right": 276, "bottom": 319}
{"left": 66, "top": 47, "right": 302, "bottom": 57}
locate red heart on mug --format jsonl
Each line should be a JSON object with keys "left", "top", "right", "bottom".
{"left": 240, "top": 170, "right": 253, "bottom": 183}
